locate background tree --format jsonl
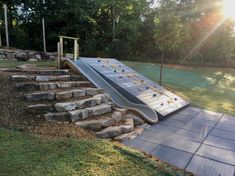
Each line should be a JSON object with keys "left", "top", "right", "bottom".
{"left": 154, "top": 0, "right": 183, "bottom": 84}
{"left": 0, "top": 0, "right": 235, "bottom": 68}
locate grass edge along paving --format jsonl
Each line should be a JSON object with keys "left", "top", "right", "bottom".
{"left": 0, "top": 128, "right": 192, "bottom": 176}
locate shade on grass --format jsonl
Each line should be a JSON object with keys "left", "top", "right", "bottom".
{"left": 0, "top": 128, "right": 190, "bottom": 176}
{"left": 124, "top": 61, "right": 235, "bottom": 116}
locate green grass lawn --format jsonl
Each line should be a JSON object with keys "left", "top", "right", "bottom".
{"left": 0, "top": 128, "right": 189, "bottom": 176}
{"left": 0, "top": 60, "right": 57, "bottom": 68}
{"left": 123, "top": 61, "right": 235, "bottom": 116}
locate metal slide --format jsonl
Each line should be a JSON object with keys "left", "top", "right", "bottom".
{"left": 62, "top": 58, "right": 159, "bottom": 123}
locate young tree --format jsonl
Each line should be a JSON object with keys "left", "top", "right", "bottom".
{"left": 154, "top": 0, "right": 183, "bottom": 85}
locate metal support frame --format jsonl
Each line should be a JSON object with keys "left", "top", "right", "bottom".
{"left": 58, "top": 36, "right": 79, "bottom": 69}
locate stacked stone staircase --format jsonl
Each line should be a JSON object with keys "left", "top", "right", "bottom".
{"left": 10, "top": 68, "right": 146, "bottom": 140}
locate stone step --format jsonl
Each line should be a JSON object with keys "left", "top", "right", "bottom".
{"left": 25, "top": 88, "right": 104, "bottom": 101}
{"left": 12, "top": 74, "right": 85, "bottom": 82}
{"left": 55, "top": 94, "right": 110, "bottom": 112}
{"left": 36, "top": 75, "right": 71, "bottom": 82}
{"left": 27, "top": 104, "right": 55, "bottom": 114}
{"left": 25, "top": 92, "right": 56, "bottom": 101}
{"left": 69, "top": 104, "right": 112, "bottom": 122}
{"left": 96, "top": 118, "right": 134, "bottom": 139}
{"left": 16, "top": 81, "right": 92, "bottom": 91}
{"left": 85, "top": 88, "right": 104, "bottom": 96}
{"left": 12, "top": 75, "right": 71, "bottom": 82}
{"left": 55, "top": 97, "right": 102, "bottom": 112}
{"left": 114, "top": 127, "right": 145, "bottom": 142}
{"left": 86, "top": 103, "right": 112, "bottom": 117}
{"left": 1, "top": 68, "right": 70, "bottom": 75}
{"left": 70, "top": 75, "right": 85, "bottom": 81}
{"left": 12, "top": 75, "right": 36, "bottom": 81}
{"left": 15, "top": 82, "right": 39, "bottom": 91}
{"left": 75, "top": 110, "right": 128, "bottom": 131}
{"left": 25, "top": 89, "right": 86, "bottom": 101}
{"left": 75, "top": 119, "right": 105, "bottom": 131}
{"left": 0, "top": 68, "right": 69, "bottom": 75}
{"left": 55, "top": 81, "right": 92, "bottom": 89}
{"left": 124, "top": 113, "right": 145, "bottom": 126}
{"left": 45, "top": 103, "right": 112, "bottom": 123}
{"left": 44, "top": 112, "right": 69, "bottom": 122}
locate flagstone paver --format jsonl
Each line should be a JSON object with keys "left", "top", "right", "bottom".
{"left": 151, "top": 145, "right": 193, "bottom": 169}
{"left": 186, "top": 155, "right": 235, "bottom": 176}
{"left": 123, "top": 107, "right": 235, "bottom": 176}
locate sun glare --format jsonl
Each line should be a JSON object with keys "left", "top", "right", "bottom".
{"left": 223, "top": 0, "right": 235, "bottom": 19}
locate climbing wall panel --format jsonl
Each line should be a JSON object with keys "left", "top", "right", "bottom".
{"left": 81, "top": 57, "right": 189, "bottom": 116}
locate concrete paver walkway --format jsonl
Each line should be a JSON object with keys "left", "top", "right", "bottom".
{"left": 123, "top": 106, "right": 235, "bottom": 176}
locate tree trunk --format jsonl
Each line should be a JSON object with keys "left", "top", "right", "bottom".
{"left": 159, "top": 51, "right": 165, "bottom": 85}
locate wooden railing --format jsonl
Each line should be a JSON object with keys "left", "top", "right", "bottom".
{"left": 57, "top": 36, "right": 79, "bottom": 69}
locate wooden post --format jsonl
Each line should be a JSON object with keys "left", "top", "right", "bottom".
{"left": 3, "top": 4, "right": 9, "bottom": 47}
{"left": 74, "top": 39, "right": 78, "bottom": 60}
{"left": 57, "top": 42, "right": 61, "bottom": 69}
{"left": 59, "top": 37, "right": 63, "bottom": 58}
{"left": 77, "top": 43, "right": 80, "bottom": 59}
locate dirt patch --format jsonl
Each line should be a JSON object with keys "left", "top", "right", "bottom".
{"left": 0, "top": 71, "right": 94, "bottom": 139}
{"left": 33, "top": 122, "right": 94, "bottom": 139}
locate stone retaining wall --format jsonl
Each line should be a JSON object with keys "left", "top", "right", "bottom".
{"left": 0, "top": 47, "right": 57, "bottom": 61}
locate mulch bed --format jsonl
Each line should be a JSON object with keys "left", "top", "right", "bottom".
{"left": 0, "top": 70, "right": 94, "bottom": 139}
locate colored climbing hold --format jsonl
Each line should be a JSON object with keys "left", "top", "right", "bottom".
{"left": 153, "top": 94, "right": 157, "bottom": 97}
